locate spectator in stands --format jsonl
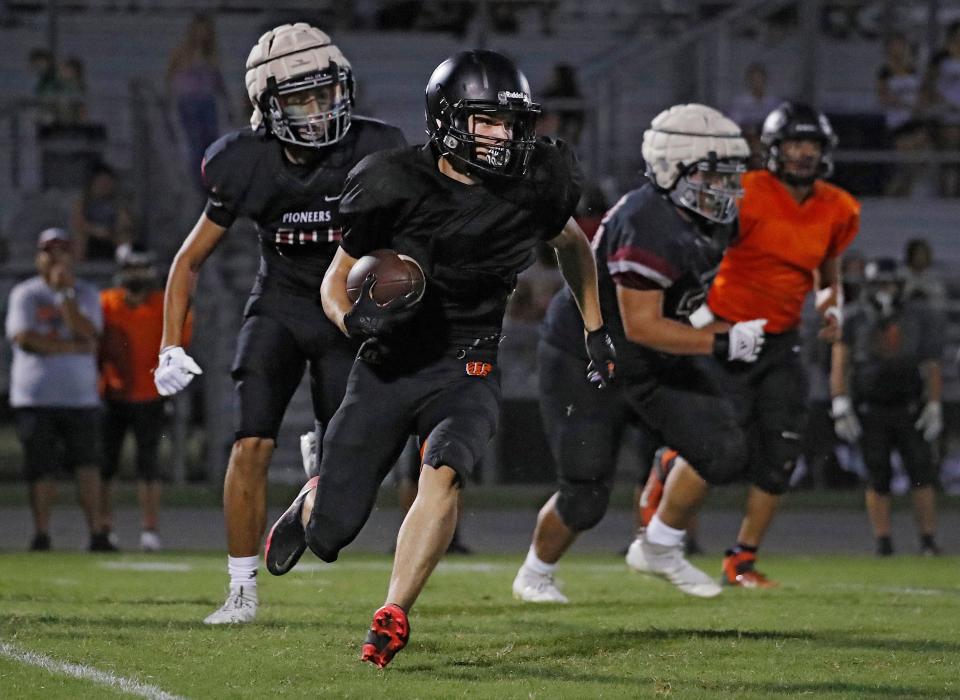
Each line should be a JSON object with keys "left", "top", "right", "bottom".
{"left": 70, "top": 162, "right": 134, "bottom": 262}
{"left": 56, "top": 56, "right": 88, "bottom": 125}
{"left": 924, "top": 21, "right": 960, "bottom": 196}
{"left": 28, "top": 47, "right": 60, "bottom": 124}
{"left": 726, "top": 63, "right": 781, "bottom": 169}
{"left": 877, "top": 33, "right": 929, "bottom": 196}
{"left": 540, "top": 63, "right": 586, "bottom": 146}
{"left": 166, "top": 12, "right": 232, "bottom": 190}
{"left": 98, "top": 250, "right": 190, "bottom": 552}
{"left": 902, "top": 238, "right": 947, "bottom": 311}
{"left": 831, "top": 258, "right": 944, "bottom": 556}
{"left": 5, "top": 228, "right": 114, "bottom": 552}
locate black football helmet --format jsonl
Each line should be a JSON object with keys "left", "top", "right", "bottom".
{"left": 761, "top": 101, "right": 838, "bottom": 185}
{"left": 425, "top": 50, "right": 541, "bottom": 179}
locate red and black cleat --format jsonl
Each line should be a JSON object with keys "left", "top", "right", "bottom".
{"left": 721, "top": 548, "right": 779, "bottom": 588}
{"left": 639, "top": 447, "right": 679, "bottom": 528}
{"left": 360, "top": 604, "right": 410, "bottom": 669}
{"left": 265, "top": 476, "right": 317, "bottom": 576}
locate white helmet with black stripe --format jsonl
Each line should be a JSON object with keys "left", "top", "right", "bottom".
{"left": 642, "top": 103, "right": 749, "bottom": 223}
{"left": 245, "top": 23, "right": 354, "bottom": 148}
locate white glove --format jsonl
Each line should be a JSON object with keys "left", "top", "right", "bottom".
{"left": 914, "top": 401, "right": 943, "bottom": 442}
{"left": 726, "top": 319, "right": 767, "bottom": 362}
{"left": 154, "top": 346, "right": 202, "bottom": 396}
{"left": 831, "top": 395, "right": 862, "bottom": 443}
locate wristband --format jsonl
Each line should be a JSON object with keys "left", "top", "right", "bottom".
{"left": 712, "top": 332, "right": 729, "bottom": 360}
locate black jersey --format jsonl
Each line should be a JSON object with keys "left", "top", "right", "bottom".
{"left": 339, "top": 138, "right": 581, "bottom": 351}
{"left": 201, "top": 117, "right": 407, "bottom": 298}
{"left": 543, "top": 183, "right": 732, "bottom": 377}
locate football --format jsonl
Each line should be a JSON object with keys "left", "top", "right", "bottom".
{"left": 346, "top": 249, "right": 426, "bottom": 307}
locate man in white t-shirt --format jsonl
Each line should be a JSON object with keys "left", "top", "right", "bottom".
{"left": 5, "top": 227, "right": 114, "bottom": 551}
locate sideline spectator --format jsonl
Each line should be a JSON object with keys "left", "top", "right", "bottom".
{"left": 98, "top": 250, "right": 191, "bottom": 551}
{"left": 727, "top": 63, "right": 781, "bottom": 169}
{"left": 924, "top": 21, "right": 960, "bottom": 196}
{"left": 70, "top": 162, "right": 134, "bottom": 262}
{"left": 902, "top": 238, "right": 947, "bottom": 311}
{"left": 166, "top": 12, "right": 233, "bottom": 190}
{"left": 5, "top": 228, "right": 113, "bottom": 552}
{"left": 831, "top": 258, "right": 944, "bottom": 556}
{"left": 878, "top": 33, "right": 929, "bottom": 196}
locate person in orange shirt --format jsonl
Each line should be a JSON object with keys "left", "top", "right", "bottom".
{"left": 98, "top": 250, "right": 192, "bottom": 551}
{"left": 639, "top": 102, "right": 860, "bottom": 587}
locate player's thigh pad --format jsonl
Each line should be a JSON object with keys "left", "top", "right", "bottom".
{"left": 231, "top": 313, "right": 307, "bottom": 441}
{"left": 629, "top": 364, "right": 747, "bottom": 486}
{"left": 750, "top": 356, "right": 809, "bottom": 495}
{"left": 418, "top": 364, "right": 502, "bottom": 486}
{"left": 896, "top": 406, "right": 937, "bottom": 488}
{"left": 860, "top": 407, "right": 894, "bottom": 493}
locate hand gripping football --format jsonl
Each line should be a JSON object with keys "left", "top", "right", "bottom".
{"left": 346, "top": 249, "right": 426, "bottom": 307}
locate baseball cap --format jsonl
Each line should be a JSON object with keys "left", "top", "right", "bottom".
{"left": 37, "top": 227, "right": 72, "bottom": 250}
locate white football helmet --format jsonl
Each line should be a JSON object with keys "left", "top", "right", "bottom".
{"left": 642, "top": 103, "right": 749, "bottom": 224}
{"left": 245, "top": 23, "right": 354, "bottom": 148}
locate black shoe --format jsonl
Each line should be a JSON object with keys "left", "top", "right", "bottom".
{"left": 89, "top": 532, "right": 119, "bottom": 552}
{"left": 876, "top": 536, "right": 893, "bottom": 557}
{"left": 265, "top": 476, "right": 317, "bottom": 576}
{"left": 30, "top": 532, "right": 51, "bottom": 551}
{"left": 920, "top": 536, "right": 941, "bottom": 557}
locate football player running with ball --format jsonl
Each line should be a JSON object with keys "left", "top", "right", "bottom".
{"left": 265, "top": 50, "right": 614, "bottom": 668}
{"left": 154, "top": 24, "right": 407, "bottom": 624}
{"left": 638, "top": 102, "right": 860, "bottom": 588}
{"left": 513, "top": 103, "right": 761, "bottom": 602}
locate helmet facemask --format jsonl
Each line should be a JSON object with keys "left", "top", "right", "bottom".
{"left": 264, "top": 64, "right": 352, "bottom": 148}
{"left": 433, "top": 94, "right": 541, "bottom": 179}
{"left": 668, "top": 156, "right": 745, "bottom": 224}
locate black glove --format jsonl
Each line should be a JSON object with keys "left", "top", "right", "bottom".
{"left": 343, "top": 274, "right": 418, "bottom": 339}
{"left": 585, "top": 326, "right": 616, "bottom": 387}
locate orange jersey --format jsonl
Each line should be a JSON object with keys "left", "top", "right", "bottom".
{"left": 708, "top": 170, "right": 859, "bottom": 333}
{"left": 99, "top": 288, "right": 193, "bottom": 402}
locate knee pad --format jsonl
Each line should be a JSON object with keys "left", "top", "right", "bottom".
{"left": 556, "top": 481, "right": 611, "bottom": 532}
{"left": 752, "top": 429, "right": 802, "bottom": 495}
{"left": 698, "top": 432, "right": 748, "bottom": 486}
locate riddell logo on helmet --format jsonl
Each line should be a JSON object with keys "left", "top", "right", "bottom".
{"left": 465, "top": 362, "right": 493, "bottom": 377}
{"left": 498, "top": 90, "right": 529, "bottom": 104}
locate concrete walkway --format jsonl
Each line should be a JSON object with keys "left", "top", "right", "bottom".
{"left": 3, "top": 504, "right": 958, "bottom": 556}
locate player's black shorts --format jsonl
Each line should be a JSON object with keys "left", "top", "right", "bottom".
{"left": 14, "top": 406, "right": 102, "bottom": 481}
{"left": 859, "top": 402, "right": 936, "bottom": 493}
{"left": 538, "top": 339, "right": 651, "bottom": 486}
{"left": 305, "top": 342, "right": 501, "bottom": 561}
{"left": 620, "top": 357, "right": 746, "bottom": 485}
{"left": 101, "top": 398, "right": 166, "bottom": 481}
{"left": 231, "top": 289, "right": 357, "bottom": 442}
{"left": 706, "top": 329, "right": 809, "bottom": 489}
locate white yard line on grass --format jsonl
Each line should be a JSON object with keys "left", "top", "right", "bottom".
{"left": 0, "top": 642, "right": 186, "bottom": 700}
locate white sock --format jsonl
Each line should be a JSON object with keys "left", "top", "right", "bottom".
{"left": 228, "top": 555, "right": 259, "bottom": 595}
{"left": 523, "top": 546, "right": 557, "bottom": 575}
{"left": 645, "top": 515, "right": 686, "bottom": 548}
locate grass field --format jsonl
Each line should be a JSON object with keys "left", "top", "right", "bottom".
{"left": 1, "top": 551, "right": 958, "bottom": 699}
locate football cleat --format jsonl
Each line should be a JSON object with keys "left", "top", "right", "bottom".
{"left": 639, "top": 447, "right": 678, "bottom": 527}
{"left": 512, "top": 565, "right": 569, "bottom": 603}
{"left": 29, "top": 532, "right": 51, "bottom": 551}
{"left": 203, "top": 585, "right": 258, "bottom": 624}
{"left": 89, "top": 531, "right": 119, "bottom": 552}
{"left": 627, "top": 535, "right": 722, "bottom": 598}
{"left": 265, "top": 476, "right": 318, "bottom": 576}
{"left": 721, "top": 549, "right": 778, "bottom": 588}
{"left": 361, "top": 604, "right": 410, "bottom": 668}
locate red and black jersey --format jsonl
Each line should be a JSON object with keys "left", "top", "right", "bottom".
{"left": 201, "top": 117, "right": 407, "bottom": 298}
{"left": 339, "top": 138, "right": 582, "bottom": 350}
{"left": 543, "top": 183, "right": 731, "bottom": 377}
